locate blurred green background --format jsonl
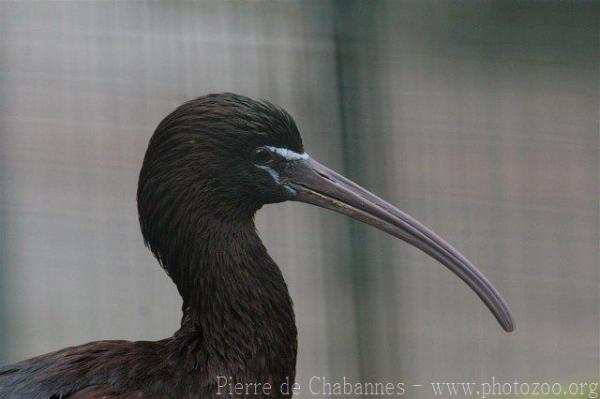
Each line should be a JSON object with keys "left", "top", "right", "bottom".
{"left": 0, "top": 1, "right": 597, "bottom": 398}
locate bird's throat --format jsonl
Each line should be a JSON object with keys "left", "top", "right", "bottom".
{"left": 167, "top": 215, "right": 297, "bottom": 393}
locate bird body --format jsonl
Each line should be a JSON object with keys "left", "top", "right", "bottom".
{"left": 0, "top": 233, "right": 295, "bottom": 397}
{"left": 0, "top": 93, "right": 513, "bottom": 398}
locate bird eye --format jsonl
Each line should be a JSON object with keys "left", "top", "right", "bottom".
{"left": 254, "top": 147, "right": 274, "bottom": 165}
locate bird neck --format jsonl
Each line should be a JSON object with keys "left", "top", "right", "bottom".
{"left": 166, "top": 213, "right": 297, "bottom": 386}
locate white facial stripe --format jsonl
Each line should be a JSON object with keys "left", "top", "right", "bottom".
{"left": 256, "top": 164, "right": 297, "bottom": 195}
{"left": 256, "top": 165, "right": 280, "bottom": 183}
{"left": 265, "top": 146, "right": 309, "bottom": 161}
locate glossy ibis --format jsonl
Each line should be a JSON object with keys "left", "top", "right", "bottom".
{"left": 0, "top": 93, "right": 514, "bottom": 398}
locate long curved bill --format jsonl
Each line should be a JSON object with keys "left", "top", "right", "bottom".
{"left": 282, "top": 156, "right": 514, "bottom": 332}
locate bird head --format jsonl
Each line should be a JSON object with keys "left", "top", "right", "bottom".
{"left": 138, "top": 93, "right": 514, "bottom": 332}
